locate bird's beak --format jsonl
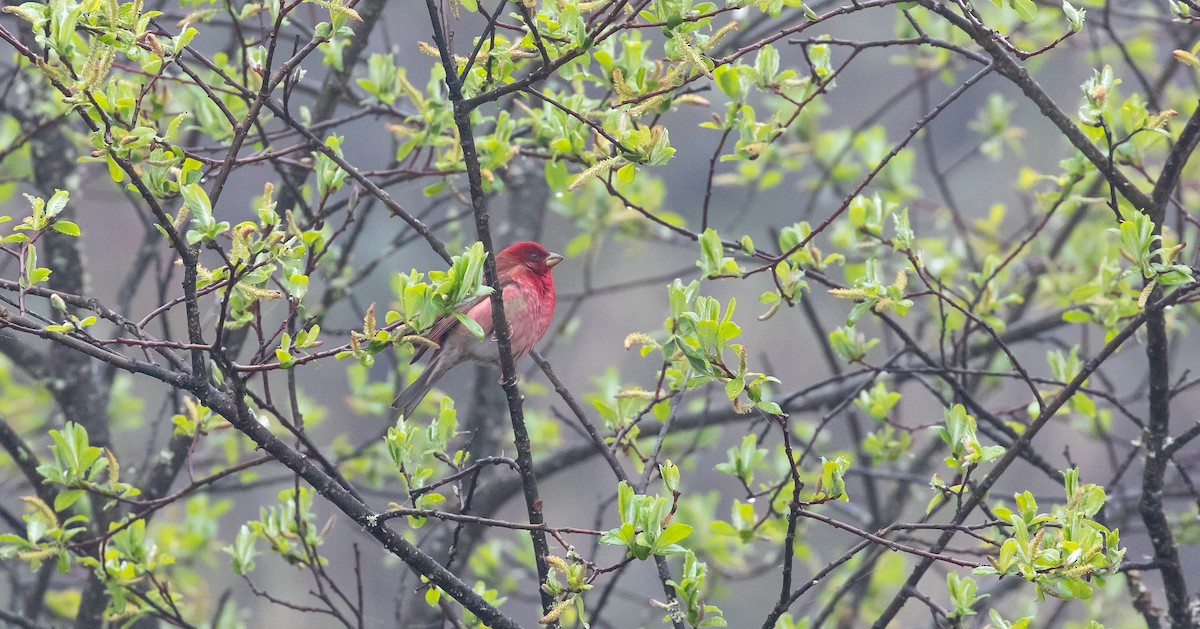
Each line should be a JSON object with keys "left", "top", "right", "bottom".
{"left": 545, "top": 252, "right": 564, "bottom": 268}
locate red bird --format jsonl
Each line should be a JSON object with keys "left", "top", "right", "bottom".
{"left": 392, "top": 242, "right": 563, "bottom": 416}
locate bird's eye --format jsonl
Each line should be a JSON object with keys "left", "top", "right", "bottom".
{"left": 531, "top": 252, "right": 542, "bottom": 259}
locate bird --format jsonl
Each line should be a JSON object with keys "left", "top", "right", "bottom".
{"left": 391, "top": 241, "right": 563, "bottom": 416}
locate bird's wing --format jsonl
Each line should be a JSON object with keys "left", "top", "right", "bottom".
{"left": 409, "top": 280, "right": 512, "bottom": 363}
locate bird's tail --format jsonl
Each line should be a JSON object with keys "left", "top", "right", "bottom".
{"left": 391, "top": 358, "right": 445, "bottom": 417}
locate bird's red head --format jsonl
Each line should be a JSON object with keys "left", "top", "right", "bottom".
{"left": 497, "top": 241, "right": 564, "bottom": 275}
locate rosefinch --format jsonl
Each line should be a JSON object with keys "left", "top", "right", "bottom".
{"left": 392, "top": 241, "right": 563, "bottom": 416}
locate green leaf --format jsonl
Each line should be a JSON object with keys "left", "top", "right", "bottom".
{"left": 44, "top": 189, "right": 69, "bottom": 218}
{"left": 698, "top": 228, "right": 729, "bottom": 277}
{"left": 709, "top": 520, "right": 738, "bottom": 536}
{"left": 656, "top": 523, "right": 693, "bottom": 547}
{"left": 756, "top": 400, "right": 782, "bottom": 415}
{"left": 50, "top": 221, "right": 80, "bottom": 236}
{"left": 1062, "top": 310, "right": 1091, "bottom": 323}
{"left": 1010, "top": 0, "right": 1038, "bottom": 21}
{"left": 53, "top": 489, "right": 83, "bottom": 512}
{"left": 713, "top": 64, "right": 744, "bottom": 101}
{"left": 545, "top": 160, "right": 569, "bottom": 192}
{"left": 1062, "top": 0, "right": 1085, "bottom": 31}
{"left": 453, "top": 308, "right": 487, "bottom": 340}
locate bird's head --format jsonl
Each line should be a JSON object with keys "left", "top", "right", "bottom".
{"left": 497, "top": 241, "right": 564, "bottom": 276}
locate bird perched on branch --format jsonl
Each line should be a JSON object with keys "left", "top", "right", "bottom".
{"left": 392, "top": 241, "right": 563, "bottom": 416}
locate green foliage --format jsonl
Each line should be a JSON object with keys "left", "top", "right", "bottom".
{"left": 384, "top": 397, "right": 463, "bottom": 526}
{"left": 224, "top": 525, "right": 258, "bottom": 576}
{"left": 986, "top": 609, "right": 1033, "bottom": 629}
{"left": 1113, "top": 211, "right": 1195, "bottom": 302}
{"left": 665, "top": 551, "right": 727, "bottom": 627}
{"left": 600, "top": 479, "right": 693, "bottom": 560}
{"left": 935, "top": 404, "right": 1004, "bottom": 474}
{"left": 862, "top": 424, "right": 911, "bottom": 464}
{"left": 1078, "top": 66, "right": 1119, "bottom": 127}
{"left": 697, "top": 228, "right": 741, "bottom": 278}
{"left": 182, "top": 183, "right": 225, "bottom": 245}
{"left": 1062, "top": 1, "right": 1086, "bottom": 32}
{"left": 171, "top": 397, "right": 222, "bottom": 437}
{"left": 234, "top": 487, "right": 327, "bottom": 570}
{"left": 339, "top": 243, "right": 493, "bottom": 367}
{"left": 0, "top": 190, "right": 80, "bottom": 292}
{"left": 827, "top": 259, "right": 913, "bottom": 325}
{"left": 275, "top": 324, "right": 321, "bottom": 369}
{"left": 828, "top": 325, "right": 879, "bottom": 363}
{"left": 854, "top": 381, "right": 900, "bottom": 421}
{"left": 974, "top": 469, "right": 1125, "bottom": 601}
{"left": 540, "top": 552, "right": 593, "bottom": 626}
{"left": 709, "top": 498, "right": 760, "bottom": 544}
{"left": 857, "top": 381, "right": 912, "bottom": 463}
{"left": 1033, "top": 347, "right": 1110, "bottom": 436}
{"left": 585, "top": 366, "right": 666, "bottom": 442}
{"left": 314, "top": 135, "right": 349, "bottom": 199}
{"left": 714, "top": 433, "right": 767, "bottom": 487}
{"left": 424, "top": 577, "right": 508, "bottom": 628}
{"left": 625, "top": 279, "right": 782, "bottom": 416}
{"left": 811, "top": 456, "right": 850, "bottom": 503}
{"left": 80, "top": 519, "right": 178, "bottom": 620}
{"left": 946, "top": 572, "right": 987, "bottom": 619}
{"left": 970, "top": 94, "right": 1023, "bottom": 161}
{"left": 0, "top": 496, "right": 87, "bottom": 572}
{"left": 184, "top": 184, "right": 318, "bottom": 329}
{"left": 37, "top": 422, "right": 140, "bottom": 512}
{"left": 928, "top": 405, "right": 1004, "bottom": 512}
{"left": 0, "top": 0, "right": 1185, "bottom": 624}
{"left": 996, "top": 0, "right": 1039, "bottom": 23}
